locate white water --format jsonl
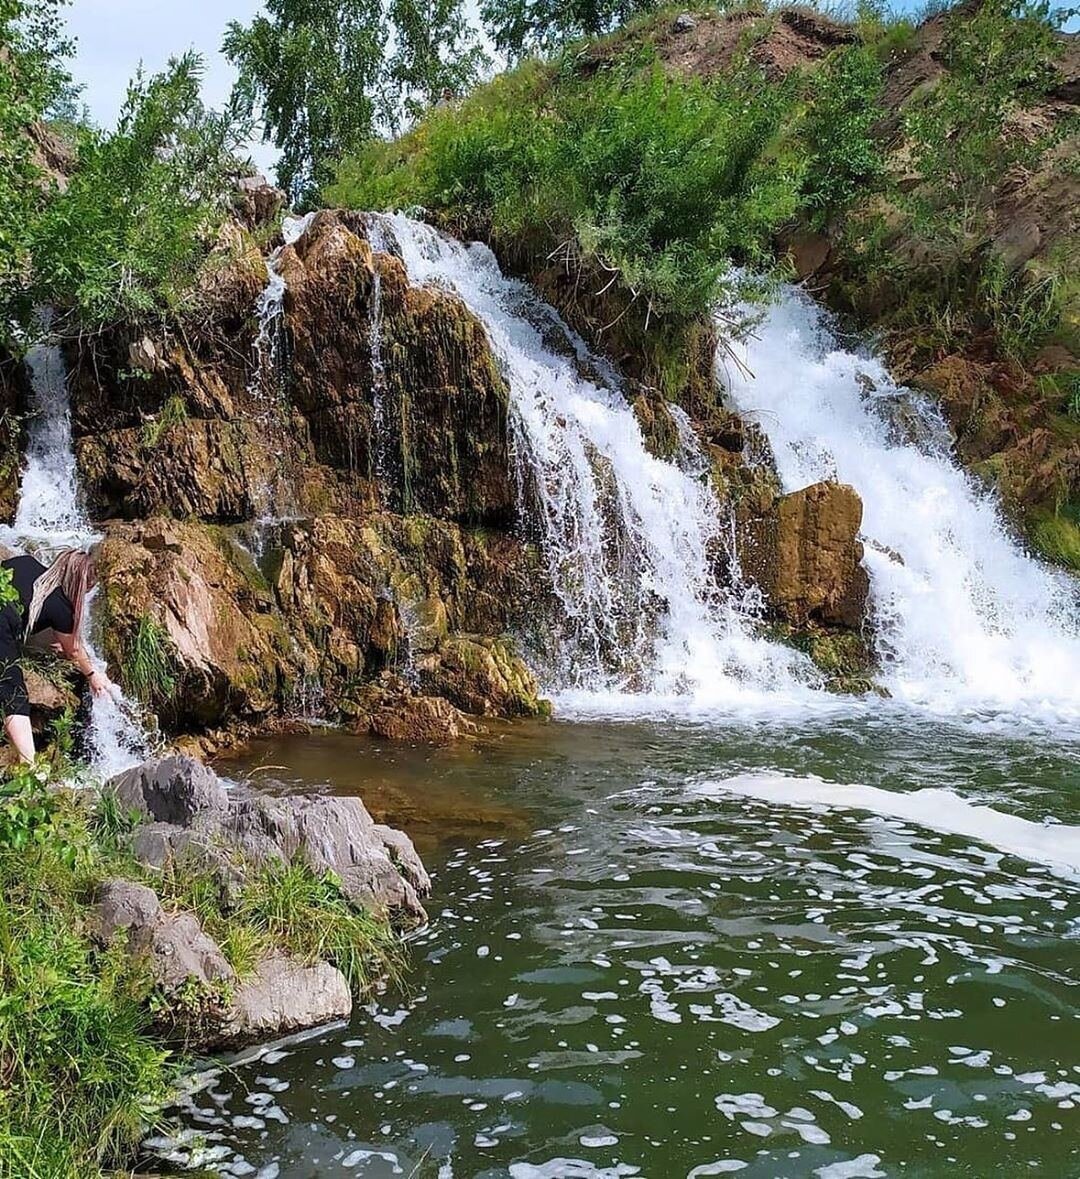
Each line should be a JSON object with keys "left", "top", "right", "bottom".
{"left": 249, "top": 212, "right": 317, "bottom": 523}
{"left": 377, "top": 214, "right": 823, "bottom": 712}
{"left": 365, "top": 215, "right": 392, "bottom": 485}
{"left": 698, "top": 772, "right": 1080, "bottom": 880}
{"left": 723, "top": 288, "right": 1080, "bottom": 723}
{"left": 0, "top": 331, "right": 147, "bottom": 775}
{"left": 251, "top": 212, "right": 317, "bottom": 389}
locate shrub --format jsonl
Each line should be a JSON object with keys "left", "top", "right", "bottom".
{"left": 121, "top": 615, "right": 176, "bottom": 706}
{"left": 330, "top": 49, "right": 804, "bottom": 331}
{"left": 27, "top": 52, "right": 246, "bottom": 331}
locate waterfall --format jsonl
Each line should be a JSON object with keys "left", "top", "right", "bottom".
{"left": 365, "top": 215, "right": 392, "bottom": 486}
{"left": 376, "top": 214, "right": 823, "bottom": 714}
{"left": 0, "top": 330, "right": 147, "bottom": 774}
{"left": 248, "top": 212, "right": 317, "bottom": 525}
{"left": 723, "top": 286, "right": 1080, "bottom": 723}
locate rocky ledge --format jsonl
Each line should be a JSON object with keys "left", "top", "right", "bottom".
{"left": 92, "top": 754, "right": 429, "bottom": 1050}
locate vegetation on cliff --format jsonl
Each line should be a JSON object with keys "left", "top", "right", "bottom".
{"left": 328, "top": 0, "right": 1078, "bottom": 566}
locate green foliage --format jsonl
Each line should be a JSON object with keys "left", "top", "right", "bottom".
{"left": 121, "top": 615, "right": 176, "bottom": 706}
{"left": 901, "top": 0, "right": 1062, "bottom": 255}
{"left": 0, "top": 0, "right": 76, "bottom": 308}
{"left": 232, "top": 862, "right": 404, "bottom": 992}
{"left": 480, "top": 0, "right": 660, "bottom": 61}
{"left": 140, "top": 393, "right": 189, "bottom": 448}
{"left": 0, "top": 767, "right": 170, "bottom": 1178}
{"left": 26, "top": 52, "right": 245, "bottom": 330}
{"left": 800, "top": 43, "right": 884, "bottom": 227}
{"left": 1030, "top": 506, "right": 1080, "bottom": 572}
{"left": 0, "top": 765, "right": 407, "bottom": 1177}
{"left": 224, "top": 0, "right": 486, "bottom": 205}
{"left": 331, "top": 51, "right": 804, "bottom": 331}
{"left": 386, "top": 0, "right": 490, "bottom": 129}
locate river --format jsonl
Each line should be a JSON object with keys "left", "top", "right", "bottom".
{"left": 156, "top": 710, "right": 1080, "bottom": 1178}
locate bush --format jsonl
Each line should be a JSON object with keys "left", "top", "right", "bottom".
{"left": 0, "top": 763, "right": 407, "bottom": 1177}
{"left": 330, "top": 49, "right": 804, "bottom": 331}
{"left": 0, "top": 766, "right": 170, "bottom": 1179}
{"left": 26, "top": 52, "right": 246, "bottom": 330}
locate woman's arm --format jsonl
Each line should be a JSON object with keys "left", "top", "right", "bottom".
{"left": 53, "top": 631, "right": 112, "bottom": 696}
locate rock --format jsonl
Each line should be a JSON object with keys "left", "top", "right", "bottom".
{"left": 93, "top": 879, "right": 234, "bottom": 994}
{"left": 672, "top": 13, "right": 697, "bottom": 33}
{"left": 232, "top": 174, "right": 286, "bottom": 229}
{"left": 227, "top": 956, "right": 352, "bottom": 1043}
{"left": 108, "top": 754, "right": 229, "bottom": 825}
{"left": 222, "top": 791, "right": 431, "bottom": 922}
{"left": 418, "top": 635, "right": 549, "bottom": 718}
{"left": 631, "top": 388, "right": 680, "bottom": 460}
{"left": 111, "top": 755, "right": 431, "bottom": 928}
{"left": 359, "top": 689, "right": 479, "bottom": 744}
{"left": 740, "top": 481, "right": 870, "bottom": 629}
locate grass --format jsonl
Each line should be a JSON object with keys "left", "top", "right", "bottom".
{"left": 121, "top": 615, "right": 176, "bottom": 706}
{"left": 139, "top": 394, "right": 189, "bottom": 449}
{"left": 0, "top": 762, "right": 406, "bottom": 1178}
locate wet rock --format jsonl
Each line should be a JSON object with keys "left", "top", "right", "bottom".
{"left": 631, "top": 387, "right": 680, "bottom": 460}
{"left": 356, "top": 687, "right": 480, "bottom": 745}
{"left": 740, "top": 481, "right": 869, "bottom": 629}
{"left": 418, "top": 635, "right": 550, "bottom": 718}
{"left": 227, "top": 956, "right": 352, "bottom": 1043}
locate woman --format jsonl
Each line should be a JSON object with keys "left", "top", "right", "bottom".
{"left": 0, "top": 548, "right": 114, "bottom": 762}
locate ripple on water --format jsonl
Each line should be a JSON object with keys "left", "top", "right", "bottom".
{"left": 157, "top": 726, "right": 1080, "bottom": 1178}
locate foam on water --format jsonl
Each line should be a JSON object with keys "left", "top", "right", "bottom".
{"left": 377, "top": 214, "right": 819, "bottom": 713}
{"left": 723, "top": 287, "right": 1080, "bottom": 723}
{"left": 697, "top": 772, "right": 1080, "bottom": 879}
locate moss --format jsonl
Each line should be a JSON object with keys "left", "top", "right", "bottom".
{"left": 1029, "top": 508, "right": 1080, "bottom": 573}
{"left": 771, "top": 623, "right": 881, "bottom": 695}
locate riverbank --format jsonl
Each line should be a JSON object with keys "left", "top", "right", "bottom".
{"left": 0, "top": 752, "right": 429, "bottom": 1179}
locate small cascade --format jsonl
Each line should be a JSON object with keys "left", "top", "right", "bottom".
{"left": 723, "top": 286, "right": 1080, "bottom": 722}
{"left": 248, "top": 212, "right": 317, "bottom": 520}
{"left": 365, "top": 216, "right": 392, "bottom": 486}
{"left": 8, "top": 331, "right": 88, "bottom": 549}
{"left": 0, "top": 325, "right": 148, "bottom": 772}
{"left": 375, "top": 214, "right": 820, "bottom": 713}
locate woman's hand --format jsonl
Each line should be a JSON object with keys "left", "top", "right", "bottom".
{"left": 88, "top": 670, "right": 113, "bottom": 698}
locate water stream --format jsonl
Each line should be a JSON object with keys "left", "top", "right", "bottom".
{"left": 0, "top": 329, "right": 146, "bottom": 774}
{"left": 157, "top": 718, "right": 1079, "bottom": 1178}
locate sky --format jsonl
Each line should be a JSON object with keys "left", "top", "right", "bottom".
{"left": 66, "top": 0, "right": 279, "bottom": 173}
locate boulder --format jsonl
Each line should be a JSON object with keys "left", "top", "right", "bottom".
{"left": 107, "top": 755, "right": 431, "bottom": 928}
{"left": 227, "top": 956, "right": 352, "bottom": 1043}
{"left": 357, "top": 688, "right": 479, "bottom": 745}
{"left": 740, "top": 481, "right": 870, "bottom": 629}
{"left": 417, "top": 635, "right": 549, "bottom": 718}
{"left": 93, "top": 879, "right": 234, "bottom": 994}
{"left": 109, "top": 755, "right": 229, "bottom": 825}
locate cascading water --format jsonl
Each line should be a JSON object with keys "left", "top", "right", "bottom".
{"left": 723, "top": 286, "right": 1080, "bottom": 723}
{"left": 376, "top": 214, "right": 821, "bottom": 713}
{"left": 248, "top": 212, "right": 317, "bottom": 530}
{"left": 0, "top": 329, "right": 147, "bottom": 774}
{"left": 365, "top": 215, "right": 392, "bottom": 485}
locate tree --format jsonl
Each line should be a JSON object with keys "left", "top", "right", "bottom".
{"left": 224, "top": 0, "right": 486, "bottom": 204}
{"left": 224, "top": 0, "right": 389, "bottom": 206}
{"left": 29, "top": 52, "right": 249, "bottom": 327}
{"left": 0, "top": 0, "right": 76, "bottom": 313}
{"left": 385, "top": 0, "right": 489, "bottom": 130}
{"left": 479, "top": 0, "right": 657, "bottom": 62}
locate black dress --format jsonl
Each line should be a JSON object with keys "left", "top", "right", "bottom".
{"left": 0, "top": 555, "right": 77, "bottom": 718}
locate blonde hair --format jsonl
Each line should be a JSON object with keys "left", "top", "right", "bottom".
{"left": 25, "top": 548, "right": 95, "bottom": 639}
